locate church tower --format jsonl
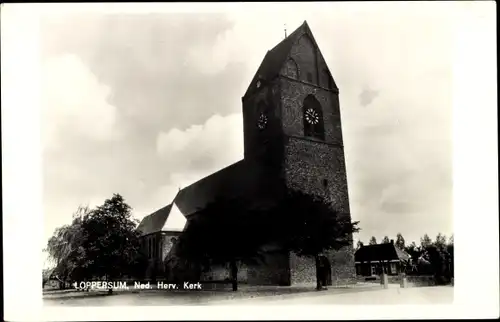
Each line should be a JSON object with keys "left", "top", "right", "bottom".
{"left": 242, "top": 21, "right": 355, "bottom": 283}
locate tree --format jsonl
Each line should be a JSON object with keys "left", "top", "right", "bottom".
{"left": 404, "top": 241, "right": 420, "bottom": 274}
{"left": 175, "top": 196, "right": 267, "bottom": 292}
{"left": 381, "top": 236, "right": 390, "bottom": 244}
{"left": 395, "top": 233, "right": 405, "bottom": 249}
{"left": 176, "top": 188, "right": 360, "bottom": 292}
{"left": 446, "top": 236, "right": 454, "bottom": 278}
{"left": 269, "top": 189, "right": 360, "bottom": 290}
{"left": 425, "top": 244, "right": 448, "bottom": 284}
{"left": 369, "top": 236, "right": 377, "bottom": 245}
{"left": 434, "top": 233, "right": 447, "bottom": 250}
{"left": 45, "top": 195, "right": 147, "bottom": 293}
{"left": 42, "top": 267, "right": 55, "bottom": 288}
{"left": 45, "top": 205, "right": 90, "bottom": 289}
{"left": 425, "top": 233, "right": 453, "bottom": 284}
{"left": 356, "top": 240, "right": 364, "bottom": 250}
{"left": 80, "top": 194, "right": 143, "bottom": 294}
{"left": 420, "top": 234, "right": 433, "bottom": 248}
{"left": 404, "top": 241, "right": 419, "bottom": 258}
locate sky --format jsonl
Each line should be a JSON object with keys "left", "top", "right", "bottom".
{"left": 38, "top": 2, "right": 477, "bottom": 252}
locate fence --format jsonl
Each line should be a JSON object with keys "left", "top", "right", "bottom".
{"left": 357, "top": 274, "right": 441, "bottom": 288}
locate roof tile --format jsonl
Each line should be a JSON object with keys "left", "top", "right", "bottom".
{"left": 137, "top": 204, "right": 173, "bottom": 236}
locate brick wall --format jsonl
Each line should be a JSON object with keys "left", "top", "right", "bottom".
{"left": 201, "top": 264, "right": 231, "bottom": 281}
{"left": 329, "top": 247, "right": 356, "bottom": 281}
{"left": 280, "top": 81, "right": 342, "bottom": 146}
{"left": 161, "top": 232, "right": 181, "bottom": 262}
{"left": 290, "top": 252, "right": 316, "bottom": 285}
{"left": 247, "top": 251, "right": 290, "bottom": 286}
{"left": 290, "top": 34, "right": 318, "bottom": 84}
{"left": 283, "top": 138, "right": 349, "bottom": 212}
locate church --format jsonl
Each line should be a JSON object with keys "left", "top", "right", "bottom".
{"left": 138, "top": 21, "right": 355, "bottom": 286}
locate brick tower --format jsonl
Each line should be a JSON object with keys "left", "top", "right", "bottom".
{"left": 241, "top": 21, "right": 355, "bottom": 285}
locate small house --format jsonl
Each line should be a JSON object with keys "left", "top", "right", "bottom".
{"left": 355, "top": 240, "right": 411, "bottom": 276}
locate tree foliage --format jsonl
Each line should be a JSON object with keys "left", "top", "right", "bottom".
{"left": 79, "top": 194, "right": 144, "bottom": 284}
{"left": 420, "top": 234, "right": 433, "bottom": 248}
{"left": 381, "top": 236, "right": 390, "bottom": 244}
{"left": 395, "top": 233, "right": 405, "bottom": 249}
{"left": 45, "top": 205, "right": 90, "bottom": 288}
{"left": 176, "top": 195, "right": 268, "bottom": 291}
{"left": 356, "top": 240, "right": 364, "bottom": 249}
{"left": 269, "top": 190, "right": 359, "bottom": 290}
{"left": 402, "top": 232, "right": 454, "bottom": 283}
{"left": 434, "top": 233, "right": 447, "bottom": 250}
{"left": 368, "top": 236, "right": 377, "bottom": 245}
{"left": 44, "top": 194, "right": 146, "bottom": 291}
{"left": 269, "top": 189, "right": 359, "bottom": 258}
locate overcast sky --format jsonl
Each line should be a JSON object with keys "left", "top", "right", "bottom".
{"left": 39, "top": 2, "right": 484, "bottom": 249}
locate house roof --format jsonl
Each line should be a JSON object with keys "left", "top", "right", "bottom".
{"left": 355, "top": 243, "right": 411, "bottom": 262}
{"left": 242, "top": 20, "right": 338, "bottom": 100}
{"left": 137, "top": 204, "right": 173, "bottom": 236}
{"left": 174, "top": 160, "right": 283, "bottom": 217}
{"left": 394, "top": 245, "right": 411, "bottom": 261}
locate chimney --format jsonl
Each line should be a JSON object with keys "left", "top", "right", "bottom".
{"left": 390, "top": 239, "right": 394, "bottom": 245}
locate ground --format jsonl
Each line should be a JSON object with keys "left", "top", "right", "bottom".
{"left": 43, "top": 283, "right": 453, "bottom": 306}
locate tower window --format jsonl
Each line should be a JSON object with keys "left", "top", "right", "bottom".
{"left": 303, "top": 95, "right": 325, "bottom": 140}
{"left": 284, "top": 58, "right": 299, "bottom": 79}
{"left": 307, "top": 72, "right": 313, "bottom": 83}
{"left": 322, "top": 179, "right": 328, "bottom": 188}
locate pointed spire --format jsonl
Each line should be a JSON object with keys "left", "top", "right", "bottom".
{"left": 284, "top": 23, "right": 287, "bottom": 38}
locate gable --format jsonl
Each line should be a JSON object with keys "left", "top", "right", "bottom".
{"left": 284, "top": 24, "right": 338, "bottom": 90}
{"left": 243, "top": 21, "right": 338, "bottom": 101}
{"left": 161, "top": 202, "right": 187, "bottom": 231}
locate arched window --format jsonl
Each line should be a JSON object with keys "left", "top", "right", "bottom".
{"left": 284, "top": 58, "right": 299, "bottom": 79}
{"left": 297, "top": 35, "right": 317, "bottom": 84}
{"left": 302, "top": 95, "right": 325, "bottom": 140}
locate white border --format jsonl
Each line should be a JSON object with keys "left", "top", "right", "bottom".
{"left": 2, "top": 3, "right": 498, "bottom": 320}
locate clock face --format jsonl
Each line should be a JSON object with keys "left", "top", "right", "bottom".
{"left": 257, "top": 112, "right": 268, "bottom": 130}
{"left": 305, "top": 108, "right": 320, "bottom": 125}
{"left": 256, "top": 80, "right": 261, "bottom": 88}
